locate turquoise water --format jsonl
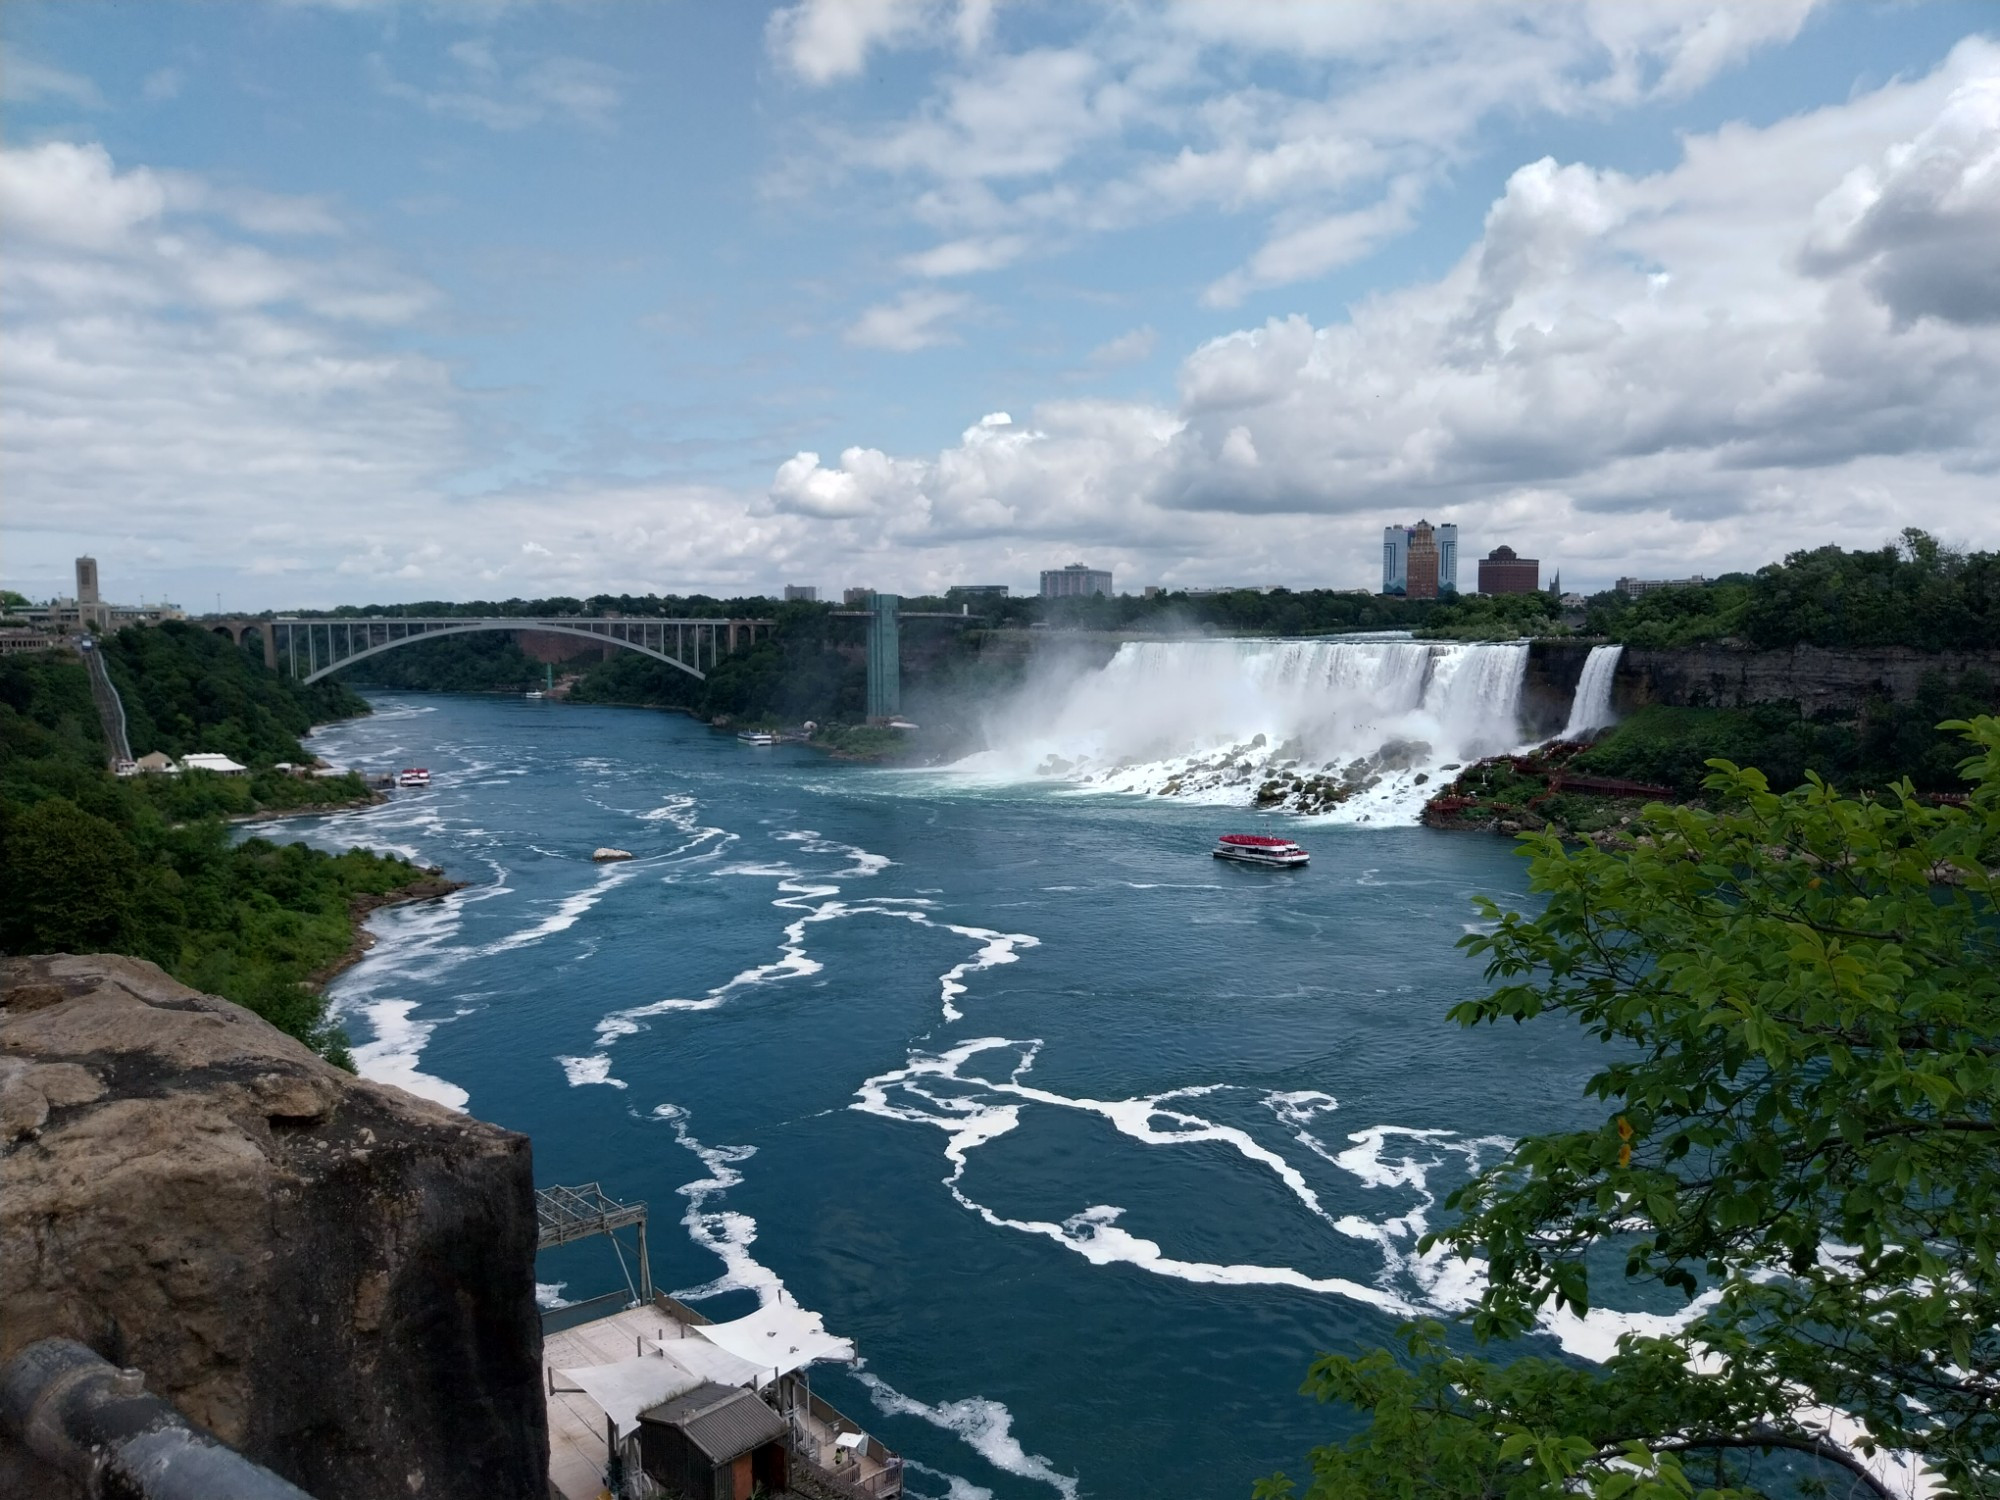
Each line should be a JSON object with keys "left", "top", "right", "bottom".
{"left": 277, "top": 693, "right": 1620, "bottom": 1500}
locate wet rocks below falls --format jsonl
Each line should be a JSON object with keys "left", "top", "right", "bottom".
{"left": 1243, "top": 739, "right": 1439, "bottom": 815}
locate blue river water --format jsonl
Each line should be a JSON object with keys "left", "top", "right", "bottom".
{"left": 271, "top": 692, "right": 1633, "bottom": 1500}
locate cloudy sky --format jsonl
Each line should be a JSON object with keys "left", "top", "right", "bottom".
{"left": 4, "top": 0, "right": 1997, "bottom": 609}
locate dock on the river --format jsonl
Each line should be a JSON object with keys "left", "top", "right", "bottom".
{"left": 537, "top": 1182, "right": 903, "bottom": 1500}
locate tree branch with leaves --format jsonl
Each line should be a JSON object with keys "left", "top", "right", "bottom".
{"left": 1266, "top": 718, "right": 2000, "bottom": 1499}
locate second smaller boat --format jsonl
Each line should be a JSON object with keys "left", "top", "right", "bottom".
{"left": 1212, "top": 833, "right": 1308, "bottom": 867}
{"left": 737, "top": 730, "right": 779, "bottom": 746}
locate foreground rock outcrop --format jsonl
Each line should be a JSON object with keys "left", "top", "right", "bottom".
{"left": 0, "top": 954, "right": 547, "bottom": 1500}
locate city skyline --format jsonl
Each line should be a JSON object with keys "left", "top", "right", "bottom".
{"left": 4, "top": 2, "right": 1999, "bottom": 610}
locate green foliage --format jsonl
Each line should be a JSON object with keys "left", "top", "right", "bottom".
{"left": 1586, "top": 531, "right": 1999, "bottom": 652}
{"left": 1578, "top": 673, "right": 2000, "bottom": 796}
{"left": 137, "top": 767, "right": 377, "bottom": 820}
{"left": 1423, "top": 591, "right": 1566, "bottom": 641}
{"left": 342, "top": 629, "right": 550, "bottom": 692}
{"left": 0, "top": 648, "right": 415, "bottom": 1066}
{"left": 1, "top": 798, "right": 137, "bottom": 952}
{"left": 102, "top": 621, "right": 368, "bottom": 765}
{"left": 1585, "top": 580, "right": 1753, "bottom": 648}
{"left": 562, "top": 603, "right": 868, "bottom": 724}
{"left": 808, "top": 723, "right": 907, "bottom": 759}
{"left": 1284, "top": 720, "right": 2000, "bottom": 1499}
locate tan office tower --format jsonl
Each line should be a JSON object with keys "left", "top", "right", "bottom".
{"left": 1404, "top": 522, "right": 1440, "bottom": 599}
{"left": 75, "top": 556, "right": 110, "bottom": 629}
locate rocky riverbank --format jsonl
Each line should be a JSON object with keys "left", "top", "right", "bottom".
{"left": 1421, "top": 740, "right": 1674, "bottom": 840}
{"left": 308, "top": 871, "right": 468, "bottom": 988}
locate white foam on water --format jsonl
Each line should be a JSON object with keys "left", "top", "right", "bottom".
{"left": 536, "top": 1281, "right": 570, "bottom": 1309}
{"left": 900, "top": 1458, "right": 996, "bottom": 1500}
{"left": 635, "top": 793, "right": 734, "bottom": 860}
{"left": 774, "top": 828, "right": 894, "bottom": 878}
{"left": 328, "top": 878, "right": 506, "bottom": 1111}
{"left": 853, "top": 1039, "right": 1418, "bottom": 1316}
{"left": 652, "top": 1104, "right": 785, "bottom": 1305}
{"left": 557, "top": 1053, "right": 626, "bottom": 1089}
{"left": 486, "top": 860, "right": 644, "bottom": 954}
{"left": 855, "top": 1373, "right": 1079, "bottom": 1500}
{"left": 946, "top": 637, "right": 1532, "bottom": 825}
{"left": 596, "top": 831, "right": 1034, "bottom": 1040}
{"left": 349, "top": 999, "right": 469, "bottom": 1110}
{"left": 935, "top": 924, "right": 1040, "bottom": 1023}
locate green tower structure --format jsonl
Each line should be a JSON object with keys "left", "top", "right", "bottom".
{"left": 866, "top": 592, "right": 900, "bottom": 722}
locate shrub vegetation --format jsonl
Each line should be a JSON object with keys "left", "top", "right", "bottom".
{"left": 0, "top": 637, "right": 419, "bottom": 1065}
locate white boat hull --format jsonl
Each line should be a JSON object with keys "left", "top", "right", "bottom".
{"left": 1213, "top": 847, "right": 1309, "bottom": 867}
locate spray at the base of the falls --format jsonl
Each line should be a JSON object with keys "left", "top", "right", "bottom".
{"left": 949, "top": 636, "right": 1532, "bottom": 825}
{"left": 1561, "top": 645, "right": 1625, "bottom": 740}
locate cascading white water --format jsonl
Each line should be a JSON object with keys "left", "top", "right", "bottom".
{"left": 951, "top": 636, "right": 1532, "bottom": 824}
{"left": 1560, "top": 645, "right": 1624, "bottom": 739}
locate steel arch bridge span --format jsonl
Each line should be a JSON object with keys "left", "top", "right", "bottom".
{"left": 269, "top": 616, "right": 773, "bottom": 685}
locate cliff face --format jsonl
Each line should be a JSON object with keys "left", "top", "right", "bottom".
{"left": 1617, "top": 644, "right": 2000, "bottom": 716}
{"left": 1522, "top": 640, "right": 2000, "bottom": 728}
{"left": 0, "top": 954, "right": 547, "bottom": 1500}
{"left": 1521, "top": 640, "right": 1595, "bottom": 737}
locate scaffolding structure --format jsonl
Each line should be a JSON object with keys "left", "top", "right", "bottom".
{"left": 537, "top": 1183, "right": 653, "bottom": 1304}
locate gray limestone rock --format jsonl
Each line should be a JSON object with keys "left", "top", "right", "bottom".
{"left": 0, "top": 954, "right": 547, "bottom": 1500}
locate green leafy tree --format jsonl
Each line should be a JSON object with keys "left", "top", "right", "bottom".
{"left": 1270, "top": 719, "right": 2000, "bottom": 1499}
{"left": 0, "top": 797, "right": 137, "bottom": 953}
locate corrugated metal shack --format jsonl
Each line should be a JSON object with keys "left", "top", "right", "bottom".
{"left": 637, "top": 1380, "right": 790, "bottom": 1500}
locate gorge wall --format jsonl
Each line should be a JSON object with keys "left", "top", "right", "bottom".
{"left": 0, "top": 954, "right": 548, "bottom": 1500}
{"left": 1523, "top": 640, "right": 2000, "bottom": 735}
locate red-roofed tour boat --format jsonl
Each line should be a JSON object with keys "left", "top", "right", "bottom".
{"left": 1212, "top": 833, "right": 1310, "bottom": 868}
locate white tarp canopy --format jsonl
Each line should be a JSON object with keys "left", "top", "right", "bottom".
{"left": 558, "top": 1356, "right": 707, "bottom": 1439}
{"left": 693, "top": 1299, "right": 856, "bottom": 1380}
{"left": 645, "top": 1336, "right": 769, "bottom": 1391}
{"left": 182, "top": 753, "right": 248, "bottom": 774}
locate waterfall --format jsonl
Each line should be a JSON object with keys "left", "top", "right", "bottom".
{"left": 951, "top": 636, "right": 1532, "bottom": 824}
{"left": 1560, "top": 645, "right": 1624, "bottom": 739}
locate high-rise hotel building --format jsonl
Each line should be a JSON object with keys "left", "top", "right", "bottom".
{"left": 1380, "top": 522, "right": 1457, "bottom": 595}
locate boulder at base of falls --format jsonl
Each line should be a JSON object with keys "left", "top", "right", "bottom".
{"left": 591, "top": 846, "right": 634, "bottom": 861}
{"left": 0, "top": 953, "right": 547, "bottom": 1500}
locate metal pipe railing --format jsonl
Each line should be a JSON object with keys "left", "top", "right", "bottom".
{"left": 0, "top": 1338, "right": 315, "bottom": 1499}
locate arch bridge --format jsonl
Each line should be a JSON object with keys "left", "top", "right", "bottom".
{"left": 258, "top": 616, "right": 773, "bottom": 684}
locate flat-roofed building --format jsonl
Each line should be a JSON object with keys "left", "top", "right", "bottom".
{"left": 1616, "top": 575, "right": 1710, "bottom": 597}
{"left": 1405, "top": 522, "right": 1441, "bottom": 600}
{"left": 1477, "top": 545, "right": 1540, "bottom": 594}
{"left": 1039, "top": 563, "right": 1112, "bottom": 598}
{"left": 781, "top": 585, "right": 817, "bottom": 602}
{"left": 1381, "top": 526, "right": 1408, "bottom": 594}
{"left": 945, "top": 584, "right": 1008, "bottom": 601}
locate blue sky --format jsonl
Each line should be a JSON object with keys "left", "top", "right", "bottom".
{"left": 4, "top": 1, "right": 1999, "bottom": 607}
